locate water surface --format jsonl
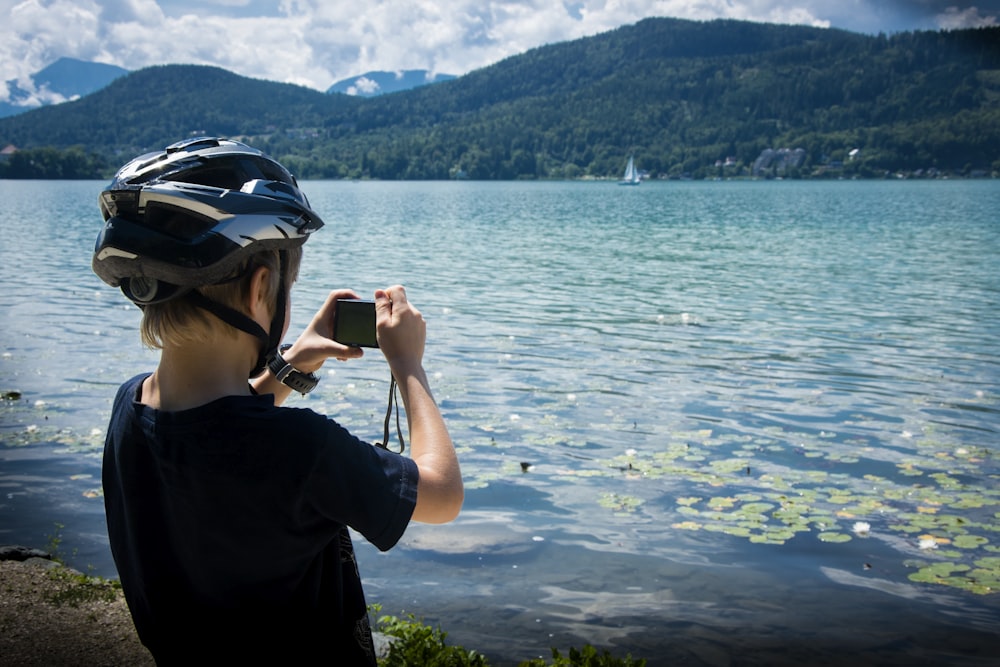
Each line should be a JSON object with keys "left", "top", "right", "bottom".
{"left": 2, "top": 179, "right": 998, "bottom": 665}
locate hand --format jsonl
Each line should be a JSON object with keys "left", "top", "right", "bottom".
{"left": 282, "top": 288, "right": 366, "bottom": 373}
{"left": 374, "top": 285, "right": 426, "bottom": 372}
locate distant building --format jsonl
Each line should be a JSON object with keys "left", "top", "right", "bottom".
{"left": 0, "top": 144, "right": 17, "bottom": 163}
{"left": 715, "top": 156, "right": 740, "bottom": 171}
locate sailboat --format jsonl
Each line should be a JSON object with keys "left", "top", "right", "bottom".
{"left": 619, "top": 155, "right": 640, "bottom": 185}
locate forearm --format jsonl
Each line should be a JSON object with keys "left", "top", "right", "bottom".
{"left": 395, "top": 363, "right": 463, "bottom": 523}
{"left": 250, "top": 369, "right": 295, "bottom": 406}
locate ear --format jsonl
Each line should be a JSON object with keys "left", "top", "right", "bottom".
{"left": 247, "top": 265, "right": 273, "bottom": 324}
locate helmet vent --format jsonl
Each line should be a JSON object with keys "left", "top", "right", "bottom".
{"left": 166, "top": 156, "right": 293, "bottom": 191}
{"left": 145, "top": 202, "right": 217, "bottom": 240}
{"left": 166, "top": 137, "right": 221, "bottom": 154}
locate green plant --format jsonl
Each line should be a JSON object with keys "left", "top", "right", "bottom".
{"left": 371, "top": 605, "right": 646, "bottom": 666}
{"left": 45, "top": 569, "right": 122, "bottom": 607}
{"left": 519, "top": 645, "right": 647, "bottom": 667}
{"left": 376, "top": 611, "right": 489, "bottom": 666}
{"left": 45, "top": 522, "right": 65, "bottom": 561}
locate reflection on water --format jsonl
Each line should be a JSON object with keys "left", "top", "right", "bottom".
{"left": 2, "top": 179, "right": 999, "bottom": 664}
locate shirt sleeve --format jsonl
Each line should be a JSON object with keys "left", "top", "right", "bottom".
{"left": 305, "top": 417, "right": 419, "bottom": 552}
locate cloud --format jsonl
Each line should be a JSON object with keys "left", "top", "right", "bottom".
{"left": 0, "top": 82, "right": 76, "bottom": 108}
{"left": 872, "top": 1, "right": 1000, "bottom": 30}
{"left": 347, "top": 76, "right": 381, "bottom": 96}
{"left": 0, "top": 0, "right": 996, "bottom": 96}
{"left": 293, "top": 0, "right": 834, "bottom": 84}
{"left": 935, "top": 5, "right": 998, "bottom": 28}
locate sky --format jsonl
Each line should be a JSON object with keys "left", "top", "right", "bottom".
{"left": 2, "top": 0, "right": 998, "bottom": 104}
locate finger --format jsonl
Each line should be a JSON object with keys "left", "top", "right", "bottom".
{"left": 314, "top": 289, "right": 360, "bottom": 321}
{"left": 332, "top": 344, "right": 365, "bottom": 361}
{"left": 321, "top": 288, "right": 361, "bottom": 315}
{"left": 374, "top": 289, "right": 393, "bottom": 319}
{"left": 384, "top": 284, "right": 407, "bottom": 305}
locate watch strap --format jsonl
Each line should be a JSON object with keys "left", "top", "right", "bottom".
{"left": 267, "top": 345, "right": 319, "bottom": 394}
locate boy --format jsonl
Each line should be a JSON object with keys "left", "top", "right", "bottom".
{"left": 92, "top": 137, "right": 462, "bottom": 664}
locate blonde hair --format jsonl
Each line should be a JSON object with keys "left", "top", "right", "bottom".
{"left": 139, "top": 246, "right": 302, "bottom": 349}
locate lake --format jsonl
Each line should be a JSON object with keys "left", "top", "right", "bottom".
{"left": 1, "top": 178, "right": 999, "bottom": 665}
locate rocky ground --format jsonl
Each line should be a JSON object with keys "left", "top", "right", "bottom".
{"left": 1, "top": 545, "right": 396, "bottom": 666}
{"left": 0, "top": 546, "right": 154, "bottom": 666}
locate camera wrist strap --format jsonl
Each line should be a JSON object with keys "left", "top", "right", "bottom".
{"left": 379, "top": 374, "right": 405, "bottom": 453}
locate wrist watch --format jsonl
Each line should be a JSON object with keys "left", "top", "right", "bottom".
{"left": 267, "top": 344, "right": 319, "bottom": 394}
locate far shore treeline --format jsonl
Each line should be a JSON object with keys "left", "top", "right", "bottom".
{"left": 1, "top": 17, "right": 998, "bottom": 181}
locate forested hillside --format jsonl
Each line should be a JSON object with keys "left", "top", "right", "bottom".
{"left": 1, "top": 17, "right": 997, "bottom": 180}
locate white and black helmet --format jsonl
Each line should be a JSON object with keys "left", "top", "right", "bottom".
{"left": 93, "top": 136, "right": 323, "bottom": 305}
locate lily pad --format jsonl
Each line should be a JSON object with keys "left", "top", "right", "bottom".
{"left": 817, "top": 532, "right": 852, "bottom": 543}
{"left": 953, "top": 535, "right": 989, "bottom": 549}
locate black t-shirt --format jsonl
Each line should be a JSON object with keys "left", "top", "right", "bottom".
{"left": 103, "top": 374, "right": 419, "bottom": 665}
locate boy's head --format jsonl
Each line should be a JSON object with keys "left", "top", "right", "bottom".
{"left": 137, "top": 242, "right": 302, "bottom": 350}
{"left": 93, "top": 137, "right": 322, "bottom": 370}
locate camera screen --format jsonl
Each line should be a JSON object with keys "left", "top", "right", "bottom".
{"left": 334, "top": 299, "right": 378, "bottom": 348}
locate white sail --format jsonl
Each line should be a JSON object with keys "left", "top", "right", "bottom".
{"left": 619, "top": 155, "right": 640, "bottom": 185}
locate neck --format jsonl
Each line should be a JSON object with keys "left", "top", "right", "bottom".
{"left": 141, "top": 332, "right": 260, "bottom": 411}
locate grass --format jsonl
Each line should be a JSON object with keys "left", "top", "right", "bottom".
{"left": 373, "top": 606, "right": 646, "bottom": 666}
{"left": 44, "top": 568, "right": 122, "bottom": 607}
{"left": 42, "top": 522, "right": 122, "bottom": 607}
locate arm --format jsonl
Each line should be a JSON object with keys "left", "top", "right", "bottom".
{"left": 376, "top": 286, "right": 463, "bottom": 524}
{"left": 251, "top": 288, "right": 364, "bottom": 405}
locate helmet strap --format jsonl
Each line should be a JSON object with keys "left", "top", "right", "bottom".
{"left": 181, "top": 251, "right": 289, "bottom": 378}
{"left": 185, "top": 290, "right": 271, "bottom": 374}
{"left": 264, "top": 252, "right": 290, "bottom": 373}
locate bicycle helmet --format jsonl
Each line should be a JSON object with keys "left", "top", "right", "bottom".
{"left": 93, "top": 136, "right": 324, "bottom": 374}
{"left": 94, "top": 136, "right": 322, "bottom": 302}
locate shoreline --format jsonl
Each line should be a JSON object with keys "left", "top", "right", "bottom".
{"left": 0, "top": 546, "right": 154, "bottom": 666}
{"left": 0, "top": 545, "right": 400, "bottom": 666}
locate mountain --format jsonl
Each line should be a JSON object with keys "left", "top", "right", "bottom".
{"left": 1, "top": 18, "right": 998, "bottom": 180}
{"left": 0, "top": 64, "right": 359, "bottom": 150}
{"left": 328, "top": 70, "right": 456, "bottom": 97}
{"left": 0, "top": 57, "right": 128, "bottom": 118}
